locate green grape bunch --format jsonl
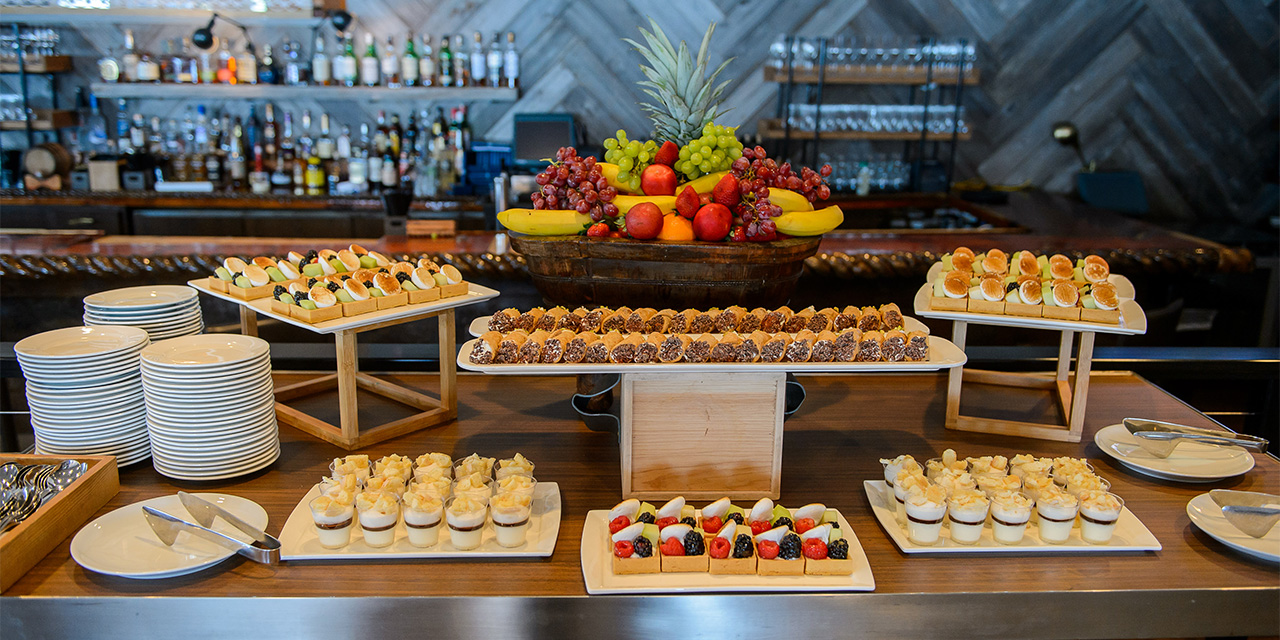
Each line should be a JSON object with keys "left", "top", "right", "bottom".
{"left": 675, "top": 123, "right": 743, "bottom": 181}
{"left": 603, "top": 129, "right": 659, "bottom": 193}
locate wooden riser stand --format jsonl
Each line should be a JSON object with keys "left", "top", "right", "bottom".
{"left": 945, "top": 320, "right": 1095, "bottom": 443}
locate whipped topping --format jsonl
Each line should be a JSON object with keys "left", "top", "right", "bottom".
{"left": 967, "top": 455, "right": 1009, "bottom": 475}
{"left": 495, "top": 474, "right": 536, "bottom": 495}
{"left": 1036, "top": 488, "right": 1079, "bottom": 520}
{"left": 410, "top": 478, "right": 451, "bottom": 499}
{"left": 497, "top": 453, "right": 535, "bottom": 475}
{"left": 355, "top": 491, "right": 400, "bottom": 528}
{"left": 403, "top": 491, "right": 443, "bottom": 515}
{"left": 933, "top": 470, "right": 977, "bottom": 495}
{"left": 990, "top": 490, "right": 1033, "bottom": 521}
{"left": 415, "top": 452, "right": 451, "bottom": 472}
{"left": 947, "top": 489, "right": 990, "bottom": 521}
{"left": 455, "top": 454, "right": 495, "bottom": 477}
{"left": 320, "top": 474, "right": 359, "bottom": 497}
{"left": 309, "top": 494, "right": 355, "bottom": 525}
{"left": 454, "top": 472, "right": 491, "bottom": 493}
{"left": 331, "top": 455, "right": 370, "bottom": 477}
{"left": 975, "top": 474, "right": 1022, "bottom": 495}
{"left": 1012, "top": 459, "right": 1052, "bottom": 479}
{"left": 905, "top": 484, "right": 947, "bottom": 509}
{"left": 413, "top": 464, "right": 449, "bottom": 483}
{"left": 365, "top": 475, "right": 406, "bottom": 496}
{"left": 1021, "top": 474, "right": 1056, "bottom": 499}
{"left": 446, "top": 496, "right": 488, "bottom": 528}
{"left": 489, "top": 492, "right": 533, "bottom": 524}
{"left": 1079, "top": 490, "right": 1123, "bottom": 518}
{"left": 880, "top": 454, "right": 917, "bottom": 483}
{"left": 894, "top": 470, "right": 930, "bottom": 499}
{"left": 1066, "top": 472, "right": 1108, "bottom": 494}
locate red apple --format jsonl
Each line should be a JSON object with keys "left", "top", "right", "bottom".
{"left": 640, "top": 164, "right": 677, "bottom": 196}
{"left": 625, "top": 202, "right": 664, "bottom": 240}
{"left": 692, "top": 203, "right": 732, "bottom": 242}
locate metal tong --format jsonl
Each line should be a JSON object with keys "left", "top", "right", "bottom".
{"left": 142, "top": 492, "right": 280, "bottom": 564}
{"left": 1209, "top": 490, "right": 1280, "bottom": 539}
{"left": 1122, "top": 418, "right": 1269, "bottom": 459}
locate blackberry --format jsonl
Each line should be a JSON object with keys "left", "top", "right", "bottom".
{"left": 636, "top": 512, "right": 655, "bottom": 525}
{"left": 828, "top": 538, "right": 849, "bottom": 560}
{"left": 772, "top": 516, "right": 794, "bottom": 530}
{"left": 394, "top": 272, "right": 411, "bottom": 283}
{"left": 682, "top": 530, "right": 705, "bottom": 556}
{"left": 726, "top": 512, "right": 744, "bottom": 525}
{"left": 326, "top": 282, "right": 340, "bottom": 292}
{"left": 732, "top": 533, "right": 753, "bottom": 559}
{"left": 273, "top": 285, "right": 287, "bottom": 297}
{"left": 361, "top": 279, "right": 374, "bottom": 289}
{"left": 307, "top": 277, "right": 319, "bottom": 288}
{"left": 680, "top": 516, "right": 697, "bottom": 528}
{"left": 1006, "top": 282, "right": 1018, "bottom": 293}
{"left": 303, "top": 250, "right": 318, "bottom": 265}
{"left": 779, "top": 533, "right": 802, "bottom": 560}
{"left": 295, "top": 291, "right": 309, "bottom": 301}
{"left": 632, "top": 536, "right": 653, "bottom": 558}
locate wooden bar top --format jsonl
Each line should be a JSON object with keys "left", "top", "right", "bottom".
{"left": 6, "top": 372, "right": 1275, "bottom": 606}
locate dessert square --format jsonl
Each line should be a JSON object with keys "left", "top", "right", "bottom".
{"left": 660, "top": 553, "right": 709, "bottom": 573}
{"left": 1004, "top": 302, "right": 1043, "bottom": 318}
{"left": 375, "top": 292, "right": 409, "bottom": 310}
{"left": 1043, "top": 305, "right": 1082, "bottom": 321}
{"left": 930, "top": 297, "right": 967, "bottom": 312}
{"left": 228, "top": 282, "right": 275, "bottom": 300}
{"left": 439, "top": 282, "right": 469, "bottom": 298}
{"left": 708, "top": 554, "right": 757, "bottom": 575}
{"left": 342, "top": 298, "right": 377, "bottom": 317}
{"left": 756, "top": 557, "right": 804, "bottom": 576}
{"left": 269, "top": 299, "right": 292, "bottom": 315}
{"left": 611, "top": 553, "right": 660, "bottom": 575}
{"left": 1080, "top": 308, "right": 1120, "bottom": 324}
{"left": 289, "top": 304, "right": 342, "bottom": 324}
{"left": 208, "top": 276, "right": 229, "bottom": 292}
{"left": 408, "top": 288, "right": 441, "bottom": 304}
{"left": 966, "top": 298, "right": 1005, "bottom": 315}
{"left": 804, "top": 557, "right": 854, "bottom": 576}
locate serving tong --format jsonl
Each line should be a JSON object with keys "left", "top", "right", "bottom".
{"left": 1209, "top": 490, "right": 1280, "bottom": 539}
{"left": 142, "top": 492, "right": 280, "bottom": 564}
{"left": 1121, "top": 418, "right": 1269, "bottom": 459}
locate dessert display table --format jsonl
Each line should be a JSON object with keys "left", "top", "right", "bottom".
{"left": 188, "top": 279, "right": 500, "bottom": 450}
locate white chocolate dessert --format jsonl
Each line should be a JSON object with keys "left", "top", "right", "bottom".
{"left": 933, "top": 469, "right": 977, "bottom": 496}
{"left": 926, "top": 449, "right": 967, "bottom": 480}
{"left": 947, "top": 489, "right": 990, "bottom": 545}
{"left": 309, "top": 493, "right": 356, "bottom": 549}
{"left": 414, "top": 452, "right": 452, "bottom": 478}
{"left": 975, "top": 473, "right": 1022, "bottom": 497}
{"left": 904, "top": 485, "right": 948, "bottom": 546}
{"left": 402, "top": 492, "right": 444, "bottom": 548}
{"left": 1021, "top": 474, "right": 1056, "bottom": 503}
{"left": 1078, "top": 490, "right": 1125, "bottom": 544}
{"left": 1065, "top": 472, "right": 1110, "bottom": 497}
{"left": 494, "top": 474, "right": 537, "bottom": 498}
{"left": 374, "top": 455, "right": 414, "bottom": 481}
{"left": 454, "top": 472, "right": 493, "bottom": 501}
{"left": 320, "top": 474, "right": 359, "bottom": 497}
{"left": 410, "top": 476, "right": 452, "bottom": 500}
{"left": 455, "top": 453, "right": 497, "bottom": 478}
{"left": 365, "top": 474, "right": 407, "bottom": 497}
{"left": 355, "top": 491, "right": 400, "bottom": 548}
{"left": 446, "top": 496, "right": 489, "bottom": 550}
{"left": 496, "top": 453, "right": 535, "bottom": 479}
{"left": 1052, "top": 457, "right": 1092, "bottom": 486}
{"left": 990, "top": 491, "right": 1033, "bottom": 545}
{"left": 331, "top": 455, "right": 371, "bottom": 482}
{"left": 894, "top": 470, "right": 930, "bottom": 525}
{"left": 967, "top": 455, "right": 1009, "bottom": 476}
{"left": 1011, "top": 456, "right": 1052, "bottom": 480}
{"left": 1035, "top": 488, "right": 1079, "bottom": 544}
{"left": 490, "top": 492, "right": 534, "bottom": 548}
{"left": 880, "top": 454, "right": 920, "bottom": 505}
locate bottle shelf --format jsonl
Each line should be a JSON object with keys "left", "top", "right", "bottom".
{"left": 0, "top": 109, "right": 77, "bottom": 131}
{"left": 88, "top": 82, "right": 518, "bottom": 103}
{"left": 0, "top": 8, "right": 319, "bottom": 27}
{"left": 0, "top": 55, "right": 73, "bottom": 74}
{"left": 757, "top": 118, "right": 971, "bottom": 142}
{"left": 762, "top": 65, "right": 979, "bottom": 86}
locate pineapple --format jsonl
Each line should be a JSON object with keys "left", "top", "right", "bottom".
{"left": 624, "top": 18, "right": 734, "bottom": 148}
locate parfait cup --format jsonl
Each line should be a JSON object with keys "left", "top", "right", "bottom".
{"left": 403, "top": 494, "right": 444, "bottom": 548}
{"left": 1079, "top": 493, "right": 1125, "bottom": 544}
{"left": 356, "top": 492, "right": 400, "bottom": 549}
{"left": 1036, "top": 498, "right": 1080, "bottom": 544}
{"left": 990, "top": 493, "right": 1033, "bottom": 545}
{"left": 445, "top": 496, "right": 489, "bottom": 551}
{"left": 489, "top": 493, "right": 534, "bottom": 548}
{"left": 308, "top": 496, "right": 354, "bottom": 550}
{"left": 904, "top": 500, "right": 947, "bottom": 546}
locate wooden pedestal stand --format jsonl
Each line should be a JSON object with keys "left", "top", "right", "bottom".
{"left": 945, "top": 322, "right": 1095, "bottom": 443}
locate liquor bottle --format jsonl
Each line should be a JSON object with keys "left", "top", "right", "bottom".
{"left": 128, "top": 112, "right": 147, "bottom": 156}
{"left": 487, "top": 32, "right": 502, "bottom": 88}
{"left": 257, "top": 44, "right": 279, "bottom": 85}
{"left": 283, "top": 41, "right": 306, "bottom": 86}
{"left": 380, "top": 148, "right": 397, "bottom": 189}
{"left": 438, "top": 34, "right": 453, "bottom": 87}
{"left": 372, "top": 110, "right": 388, "bottom": 156}
{"left": 316, "top": 113, "right": 335, "bottom": 160}
{"left": 400, "top": 32, "right": 419, "bottom": 87}
{"left": 272, "top": 111, "right": 294, "bottom": 192}
{"left": 236, "top": 42, "right": 258, "bottom": 84}
{"left": 250, "top": 145, "right": 271, "bottom": 193}
{"left": 298, "top": 110, "right": 314, "bottom": 158}
{"left": 452, "top": 35, "right": 468, "bottom": 87}
{"left": 336, "top": 124, "right": 352, "bottom": 160}
{"left": 228, "top": 116, "right": 247, "bottom": 191}
{"left": 311, "top": 35, "right": 331, "bottom": 86}
{"left": 305, "top": 155, "right": 325, "bottom": 195}
{"left": 403, "top": 112, "right": 418, "bottom": 165}
{"left": 389, "top": 113, "right": 403, "bottom": 157}
{"left": 136, "top": 40, "right": 162, "bottom": 83}
{"left": 98, "top": 47, "right": 121, "bottom": 83}
{"left": 335, "top": 35, "right": 358, "bottom": 87}
{"left": 244, "top": 104, "right": 261, "bottom": 160}
{"left": 148, "top": 115, "right": 163, "bottom": 156}
{"left": 114, "top": 99, "right": 132, "bottom": 154}
{"left": 326, "top": 152, "right": 342, "bottom": 194}
{"left": 217, "top": 38, "right": 236, "bottom": 84}
{"left": 360, "top": 32, "right": 380, "bottom": 86}
{"left": 452, "top": 105, "right": 470, "bottom": 182}
{"left": 199, "top": 44, "right": 216, "bottom": 83}
{"left": 182, "top": 38, "right": 200, "bottom": 83}
{"left": 504, "top": 32, "right": 520, "bottom": 89}
{"left": 418, "top": 34, "right": 435, "bottom": 86}
{"left": 469, "top": 32, "right": 487, "bottom": 87}
{"left": 367, "top": 132, "right": 383, "bottom": 195}
{"left": 193, "top": 105, "right": 209, "bottom": 149}
{"left": 262, "top": 103, "right": 278, "bottom": 161}
{"left": 348, "top": 123, "right": 369, "bottom": 192}
{"left": 82, "top": 95, "right": 111, "bottom": 156}
{"left": 161, "top": 39, "right": 181, "bottom": 83}
{"left": 121, "top": 29, "right": 139, "bottom": 82}
{"left": 380, "top": 35, "right": 400, "bottom": 87}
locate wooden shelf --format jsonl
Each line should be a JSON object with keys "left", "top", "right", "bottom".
{"left": 763, "top": 65, "right": 979, "bottom": 86}
{"left": 0, "top": 109, "right": 77, "bottom": 131}
{"left": 758, "top": 118, "right": 971, "bottom": 142}
{"left": 88, "top": 82, "right": 518, "bottom": 103}
{"left": 0, "top": 7, "right": 319, "bottom": 26}
{"left": 0, "top": 56, "right": 73, "bottom": 74}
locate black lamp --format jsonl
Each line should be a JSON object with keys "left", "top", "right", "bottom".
{"left": 192, "top": 13, "right": 255, "bottom": 53}
{"left": 1051, "top": 121, "right": 1095, "bottom": 172}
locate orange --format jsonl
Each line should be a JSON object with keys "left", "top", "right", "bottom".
{"left": 657, "top": 213, "right": 695, "bottom": 241}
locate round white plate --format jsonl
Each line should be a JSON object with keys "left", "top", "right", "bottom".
{"left": 141, "top": 362, "right": 271, "bottom": 385}
{"left": 86, "top": 316, "right": 203, "bottom": 332}
{"left": 84, "top": 308, "right": 201, "bottom": 323}
{"left": 1186, "top": 493, "right": 1280, "bottom": 562}
{"left": 151, "top": 435, "right": 279, "bottom": 463}
{"left": 147, "top": 422, "right": 277, "bottom": 449}
{"left": 83, "top": 285, "right": 197, "bottom": 311}
{"left": 24, "top": 378, "right": 144, "bottom": 402}
{"left": 85, "top": 299, "right": 200, "bottom": 317}
{"left": 146, "top": 327, "right": 206, "bottom": 341}
{"left": 70, "top": 492, "right": 266, "bottom": 579}
{"left": 146, "top": 407, "right": 276, "bottom": 431}
{"left": 26, "top": 389, "right": 144, "bottom": 411}
{"left": 153, "top": 446, "right": 280, "bottom": 481}
{"left": 1094, "top": 423, "right": 1256, "bottom": 482}
{"left": 141, "top": 375, "right": 271, "bottom": 398}
{"left": 143, "top": 390, "right": 274, "bottom": 416}
{"left": 20, "top": 358, "right": 140, "bottom": 379}
{"left": 29, "top": 406, "right": 147, "bottom": 429}
{"left": 15, "top": 326, "right": 149, "bottom": 360}
{"left": 141, "top": 335, "right": 269, "bottom": 368}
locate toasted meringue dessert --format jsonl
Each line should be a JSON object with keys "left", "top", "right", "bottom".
{"left": 1052, "top": 281, "right": 1079, "bottom": 307}
{"left": 337, "top": 249, "right": 361, "bottom": 271}
{"left": 1091, "top": 282, "right": 1118, "bottom": 310}
{"left": 319, "top": 257, "right": 337, "bottom": 275}
{"left": 417, "top": 258, "right": 441, "bottom": 272}
{"left": 287, "top": 251, "right": 306, "bottom": 265}
{"left": 1083, "top": 260, "right": 1110, "bottom": 283}
{"left": 287, "top": 282, "right": 308, "bottom": 296}
{"left": 350, "top": 268, "right": 373, "bottom": 282}
{"left": 343, "top": 278, "right": 370, "bottom": 301}
{"left": 943, "top": 277, "right": 969, "bottom": 299}
{"left": 1084, "top": 254, "right": 1107, "bottom": 267}
{"left": 1049, "top": 253, "right": 1072, "bottom": 267}
{"left": 982, "top": 254, "right": 1008, "bottom": 274}
{"left": 953, "top": 246, "right": 975, "bottom": 260}
{"left": 319, "top": 249, "right": 339, "bottom": 260}
{"left": 979, "top": 277, "right": 1005, "bottom": 301}
{"left": 986, "top": 248, "right": 1007, "bottom": 262}
{"left": 277, "top": 260, "right": 301, "bottom": 279}
{"left": 390, "top": 261, "right": 414, "bottom": 276}
{"left": 1017, "top": 251, "right": 1039, "bottom": 276}
{"left": 243, "top": 265, "right": 270, "bottom": 286}
{"left": 349, "top": 243, "right": 368, "bottom": 255}
{"left": 223, "top": 256, "right": 248, "bottom": 273}
{"left": 411, "top": 267, "right": 437, "bottom": 290}
{"left": 252, "top": 256, "right": 276, "bottom": 269}
{"left": 367, "top": 251, "right": 392, "bottom": 267}
{"left": 1019, "top": 279, "right": 1043, "bottom": 304}
{"left": 951, "top": 252, "right": 974, "bottom": 272}
{"left": 373, "top": 272, "right": 402, "bottom": 295}
{"left": 441, "top": 264, "right": 463, "bottom": 285}
{"left": 310, "top": 286, "right": 337, "bottom": 308}
{"left": 944, "top": 269, "right": 971, "bottom": 282}
{"left": 1049, "top": 260, "right": 1074, "bottom": 280}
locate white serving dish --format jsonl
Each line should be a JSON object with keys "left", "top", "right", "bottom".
{"left": 84, "top": 285, "right": 198, "bottom": 310}
{"left": 15, "top": 326, "right": 149, "bottom": 359}
{"left": 1094, "top": 423, "right": 1256, "bottom": 482}
{"left": 863, "top": 480, "right": 1161, "bottom": 553}
{"left": 912, "top": 283, "right": 1147, "bottom": 335}
{"left": 1186, "top": 492, "right": 1280, "bottom": 562}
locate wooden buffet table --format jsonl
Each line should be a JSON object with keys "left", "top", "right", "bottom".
{"left": 3, "top": 372, "right": 1277, "bottom": 639}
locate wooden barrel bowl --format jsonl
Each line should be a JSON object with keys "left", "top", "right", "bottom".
{"left": 509, "top": 234, "right": 822, "bottom": 309}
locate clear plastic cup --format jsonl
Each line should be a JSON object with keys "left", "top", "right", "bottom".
{"left": 329, "top": 457, "right": 371, "bottom": 484}
{"left": 453, "top": 473, "right": 493, "bottom": 503}
{"left": 991, "top": 494, "right": 1033, "bottom": 545}
{"left": 947, "top": 494, "right": 990, "bottom": 545}
{"left": 308, "top": 495, "right": 354, "bottom": 549}
{"left": 355, "top": 492, "right": 400, "bottom": 549}
{"left": 403, "top": 495, "right": 444, "bottom": 548}
{"left": 492, "top": 473, "right": 537, "bottom": 500}
{"left": 445, "top": 496, "right": 488, "bottom": 550}
{"left": 489, "top": 492, "right": 533, "bottom": 548}
{"left": 1079, "top": 492, "right": 1125, "bottom": 544}
{"left": 904, "top": 500, "right": 947, "bottom": 546}
{"left": 495, "top": 456, "right": 535, "bottom": 480}
{"left": 1036, "top": 497, "right": 1079, "bottom": 544}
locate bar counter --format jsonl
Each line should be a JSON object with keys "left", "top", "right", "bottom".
{"left": 4, "top": 372, "right": 1277, "bottom": 638}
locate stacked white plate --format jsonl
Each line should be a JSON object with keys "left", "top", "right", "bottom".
{"left": 15, "top": 326, "right": 152, "bottom": 466}
{"left": 139, "top": 334, "right": 280, "bottom": 481}
{"left": 84, "top": 285, "right": 204, "bottom": 341}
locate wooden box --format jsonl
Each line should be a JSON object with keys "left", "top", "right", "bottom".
{"left": 0, "top": 454, "right": 118, "bottom": 592}
{"left": 620, "top": 372, "right": 785, "bottom": 500}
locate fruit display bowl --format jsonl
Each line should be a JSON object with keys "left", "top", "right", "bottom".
{"left": 510, "top": 234, "right": 822, "bottom": 309}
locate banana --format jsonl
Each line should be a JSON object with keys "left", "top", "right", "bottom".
{"left": 596, "top": 162, "right": 641, "bottom": 194}
{"left": 498, "top": 208, "right": 592, "bottom": 236}
{"left": 613, "top": 195, "right": 677, "bottom": 214}
{"left": 772, "top": 205, "right": 844, "bottom": 236}
{"left": 676, "top": 171, "right": 729, "bottom": 194}
{"left": 768, "top": 188, "right": 814, "bottom": 212}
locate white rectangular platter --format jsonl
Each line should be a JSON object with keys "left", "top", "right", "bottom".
{"left": 863, "top": 480, "right": 1161, "bottom": 554}
{"left": 468, "top": 315, "right": 931, "bottom": 338}
{"left": 912, "top": 283, "right": 1148, "bottom": 335}
{"left": 458, "top": 335, "right": 966, "bottom": 375}
{"left": 278, "top": 482, "right": 561, "bottom": 560}
{"left": 925, "top": 262, "right": 1136, "bottom": 299}
{"left": 580, "top": 508, "right": 875, "bottom": 594}
{"left": 188, "top": 278, "right": 500, "bottom": 335}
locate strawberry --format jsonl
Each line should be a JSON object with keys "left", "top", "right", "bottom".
{"left": 698, "top": 192, "right": 713, "bottom": 206}
{"left": 712, "top": 173, "right": 740, "bottom": 208}
{"left": 701, "top": 515, "right": 724, "bottom": 535}
{"left": 675, "top": 186, "right": 700, "bottom": 219}
{"left": 654, "top": 140, "right": 679, "bottom": 167}
{"left": 660, "top": 538, "right": 685, "bottom": 557}
{"left": 729, "top": 226, "right": 747, "bottom": 242}
{"left": 608, "top": 230, "right": 624, "bottom": 238}
{"left": 614, "top": 540, "right": 634, "bottom": 558}
{"left": 749, "top": 520, "right": 771, "bottom": 536}
{"left": 757, "top": 540, "right": 780, "bottom": 560}
{"left": 586, "top": 222, "right": 609, "bottom": 237}
{"left": 708, "top": 536, "right": 731, "bottom": 559}
{"left": 655, "top": 516, "right": 679, "bottom": 530}
{"left": 802, "top": 538, "right": 827, "bottom": 560}
{"left": 608, "top": 515, "right": 631, "bottom": 535}
{"left": 794, "top": 518, "right": 816, "bottom": 535}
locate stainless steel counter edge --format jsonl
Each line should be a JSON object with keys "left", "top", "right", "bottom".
{"left": 5, "top": 588, "right": 1277, "bottom": 639}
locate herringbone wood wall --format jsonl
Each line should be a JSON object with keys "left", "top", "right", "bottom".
{"left": 8, "top": 0, "right": 1277, "bottom": 222}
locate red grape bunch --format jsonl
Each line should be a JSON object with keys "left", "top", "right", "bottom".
{"left": 531, "top": 147, "right": 619, "bottom": 222}
{"left": 728, "top": 146, "right": 833, "bottom": 241}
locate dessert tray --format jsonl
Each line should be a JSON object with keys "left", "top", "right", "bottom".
{"left": 1094, "top": 423, "right": 1256, "bottom": 483}
{"left": 188, "top": 279, "right": 500, "bottom": 335}
{"left": 579, "top": 508, "right": 875, "bottom": 594}
{"left": 862, "top": 481, "right": 1161, "bottom": 554}
{"left": 466, "top": 315, "right": 931, "bottom": 339}
{"left": 278, "top": 482, "right": 562, "bottom": 560}
{"left": 912, "top": 283, "right": 1148, "bottom": 335}
{"left": 927, "top": 262, "right": 1136, "bottom": 298}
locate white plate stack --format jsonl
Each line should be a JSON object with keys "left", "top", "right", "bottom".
{"left": 15, "top": 326, "right": 152, "bottom": 465}
{"left": 139, "top": 334, "right": 280, "bottom": 481}
{"left": 84, "top": 285, "right": 204, "bottom": 341}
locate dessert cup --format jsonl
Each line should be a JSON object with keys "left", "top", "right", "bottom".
{"left": 879, "top": 455, "right": 916, "bottom": 506}
{"left": 1036, "top": 491, "right": 1080, "bottom": 544}
{"left": 492, "top": 474, "right": 537, "bottom": 500}
{"left": 489, "top": 492, "right": 534, "bottom": 548}
{"left": 309, "top": 495, "right": 355, "bottom": 550}
{"left": 904, "top": 486, "right": 948, "bottom": 546}
{"left": 445, "top": 496, "right": 488, "bottom": 551}
{"left": 355, "top": 491, "right": 400, "bottom": 549}
{"left": 1079, "top": 491, "right": 1125, "bottom": 544}
{"left": 330, "top": 455, "right": 371, "bottom": 483}
{"left": 947, "top": 490, "right": 990, "bottom": 545}
{"left": 990, "top": 491, "right": 1033, "bottom": 545}
{"left": 453, "top": 472, "right": 494, "bottom": 503}
{"left": 413, "top": 452, "right": 453, "bottom": 480}
{"left": 409, "top": 477, "right": 452, "bottom": 500}
{"left": 453, "top": 454, "right": 497, "bottom": 480}
{"left": 495, "top": 453, "right": 535, "bottom": 480}
{"left": 893, "top": 471, "right": 929, "bottom": 527}
{"left": 1051, "top": 458, "right": 1094, "bottom": 487}
{"left": 402, "top": 493, "right": 444, "bottom": 548}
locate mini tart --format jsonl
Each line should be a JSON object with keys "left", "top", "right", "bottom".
{"left": 951, "top": 252, "right": 974, "bottom": 272}
{"left": 1091, "top": 282, "right": 1118, "bottom": 310}
{"left": 985, "top": 248, "right": 1007, "bottom": 262}
{"left": 367, "top": 251, "right": 392, "bottom": 267}
{"left": 244, "top": 265, "right": 271, "bottom": 287}
{"left": 709, "top": 523, "right": 756, "bottom": 575}
{"left": 931, "top": 276, "right": 968, "bottom": 311}
{"left": 407, "top": 267, "right": 442, "bottom": 303}
{"left": 1049, "top": 260, "right": 1075, "bottom": 280}
{"left": 967, "top": 277, "right": 1006, "bottom": 315}
{"left": 1017, "top": 251, "right": 1039, "bottom": 276}
{"left": 417, "top": 258, "right": 441, "bottom": 272}
{"left": 1043, "top": 280, "right": 1082, "bottom": 320}
{"left": 349, "top": 243, "right": 369, "bottom": 255}
{"left": 373, "top": 272, "right": 402, "bottom": 296}
{"left": 319, "top": 249, "right": 339, "bottom": 261}
{"left": 277, "top": 260, "right": 301, "bottom": 280}
{"left": 286, "top": 251, "right": 306, "bottom": 265}
{"left": 439, "top": 264, "right": 468, "bottom": 297}
{"left": 337, "top": 249, "right": 361, "bottom": 271}
{"left": 252, "top": 256, "right": 276, "bottom": 269}
{"left": 341, "top": 279, "right": 377, "bottom": 316}
{"left": 223, "top": 256, "right": 248, "bottom": 273}
{"left": 981, "top": 253, "right": 1008, "bottom": 275}
{"left": 310, "top": 285, "right": 337, "bottom": 308}
{"left": 1083, "top": 260, "right": 1110, "bottom": 283}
